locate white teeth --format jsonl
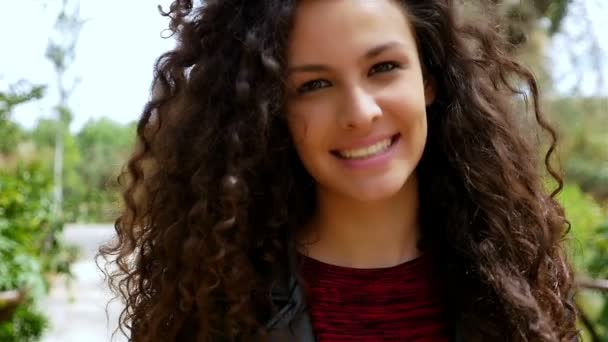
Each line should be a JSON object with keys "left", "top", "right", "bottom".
{"left": 338, "top": 138, "right": 392, "bottom": 159}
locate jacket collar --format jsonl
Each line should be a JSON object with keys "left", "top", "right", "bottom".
{"left": 266, "top": 275, "right": 316, "bottom": 342}
{"left": 265, "top": 234, "right": 316, "bottom": 341}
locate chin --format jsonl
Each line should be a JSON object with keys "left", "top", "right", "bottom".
{"left": 342, "top": 172, "right": 413, "bottom": 202}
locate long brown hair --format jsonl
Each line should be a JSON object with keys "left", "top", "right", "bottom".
{"left": 99, "top": 0, "right": 578, "bottom": 340}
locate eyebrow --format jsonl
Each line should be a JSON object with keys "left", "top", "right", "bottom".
{"left": 287, "top": 41, "right": 405, "bottom": 74}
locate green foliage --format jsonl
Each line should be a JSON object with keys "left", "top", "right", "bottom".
{"left": 70, "top": 118, "right": 135, "bottom": 222}
{"left": 1, "top": 164, "right": 54, "bottom": 250}
{"left": 566, "top": 158, "right": 608, "bottom": 200}
{"left": 28, "top": 118, "right": 58, "bottom": 149}
{"left": 464, "top": 0, "right": 570, "bottom": 50}
{"left": 558, "top": 183, "right": 608, "bottom": 340}
{"left": 549, "top": 95, "right": 607, "bottom": 338}
{"left": 558, "top": 184, "right": 606, "bottom": 271}
{"left": 0, "top": 163, "right": 78, "bottom": 278}
{"left": 580, "top": 219, "right": 608, "bottom": 340}
{"left": 548, "top": 96, "right": 608, "bottom": 199}
{"left": 0, "top": 163, "right": 78, "bottom": 340}
{"left": 588, "top": 221, "right": 608, "bottom": 279}
{"left": 0, "top": 82, "right": 45, "bottom": 155}
{"left": 0, "top": 82, "right": 45, "bottom": 119}
{"left": 0, "top": 303, "right": 48, "bottom": 342}
{"left": 45, "top": 2, "right": 85, "bottom": 75}
{"left": 528, "top": 0, "right": 571, "bottom": 33}
{"left": 0, "top": 238, "right": 45, "bottom": 298}
{"left": 0, "top": 121, "right": 23, "bottom": 156}
{"left": 24, "top": 117, "right": 136, "bottom": 223}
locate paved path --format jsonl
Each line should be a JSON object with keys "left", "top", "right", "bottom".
{"left": 41, "top": 224, "right": 127, "bottom": 342}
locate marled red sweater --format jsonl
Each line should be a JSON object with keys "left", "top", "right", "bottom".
{"left": 300, "top": 252, "right": 450, "bottom": 342}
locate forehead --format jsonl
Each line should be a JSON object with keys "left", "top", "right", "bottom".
{"left": 288, "top": 0, "right": 416, "bottom": 61}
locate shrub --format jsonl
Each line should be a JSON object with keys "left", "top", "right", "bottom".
{"left": 0, "top": 162, "right": 76, "bottom": 340}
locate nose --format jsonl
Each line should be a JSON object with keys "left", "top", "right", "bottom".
{"left": 339, "top": 86, "right": 382, "bottom": 130}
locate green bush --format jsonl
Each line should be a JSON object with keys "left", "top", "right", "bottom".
{"left": 0, "top": 162, "right": 77, "bottom": 341}
{"left": 565, "top": 157, "right": 608, "bottom": 200}
{"left": 0, "top": 163, "right": 76, "bottom": 277}
{"left": 558, "top": 183, "right": 606, "bottom": 271}
{"left": 558, "top": 183, "right": 608, "bottom": 340}
{"left": 0, "top": 83, "right": 45, "bottom": 155}
{"left": 588, "top": 221, "right": 608, "bottom": 279}
{"left": 0, "top": 303, "right": 47, "bottom": 342}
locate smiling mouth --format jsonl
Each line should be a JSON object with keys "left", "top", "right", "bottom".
{"left": 332, "top": 134, "right": 400, "bottom": 160}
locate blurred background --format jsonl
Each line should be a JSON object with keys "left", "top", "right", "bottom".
{"left": 0, "top": 0, "right": 606, "bottom": 341}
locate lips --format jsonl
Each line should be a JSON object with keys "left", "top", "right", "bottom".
{"left": 332, "top": 134, "right": 400, "bottom": 160}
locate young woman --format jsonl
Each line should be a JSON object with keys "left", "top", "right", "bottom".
{"left": 100, "top": 0, "right": 579, "bottom": 340}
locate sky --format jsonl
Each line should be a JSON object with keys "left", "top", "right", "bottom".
{"left": 0, "top": 0, "right": 175, "bottom": 132}
{"left": 0, "top": 0, "right": 606, "bottom": 132}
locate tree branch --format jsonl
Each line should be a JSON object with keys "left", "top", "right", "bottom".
{"left": 577, "top": 277, "right": 608, "bottom": 291}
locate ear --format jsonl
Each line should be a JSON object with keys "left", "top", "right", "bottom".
{"left": 423, "top": 75, "right": 436, "bottom": 106}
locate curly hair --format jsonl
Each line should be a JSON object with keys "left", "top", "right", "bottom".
{"left": 99, "top": 0, "right": 579, "bottom": 340}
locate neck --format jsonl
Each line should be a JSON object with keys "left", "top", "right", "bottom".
{"left": 299, "top": 173, "right": 421, "bottom": 269}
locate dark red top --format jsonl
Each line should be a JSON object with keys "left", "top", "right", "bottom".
{"left": 299, "top": 252, "right": 450, "bottom": 342}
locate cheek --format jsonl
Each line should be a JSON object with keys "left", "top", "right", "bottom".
{"left": 287, "top": 102, "right": 333, "bottom": 149}
{"left": 382, "top": 81, "right": 428, "bottom": 122}
{"left": 288, "top": 114, "right": 319, "bottom": 168}
{"left": 287, "top": 110, "right": 312, "bottom": 152}
{"left": 287, "top": 112, "right": 322, "bottom": 180}
{"left": 380, "top": 86, "right": 428, "bottom": 157}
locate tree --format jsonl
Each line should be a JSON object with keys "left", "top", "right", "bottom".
{"left": 29, "top": 118, "right": 84, "bottom": 223}
{"left": 73, "top": 118, "right": 136, "bottom": 221}
{"left": 45, "top": 0, "right": 84, "bottom": 218}
{"left": 497, "top": 0, "right": 570, "bottom": 44}
{"left": 0, "top": 82, "right": 74, "bottom": 342}
{"left": 0, "top": 82, "right": 45, "bottom": 156}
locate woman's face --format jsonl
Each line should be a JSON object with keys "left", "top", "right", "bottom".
{"left": 286, "top": 0, "right": 434, "bottom": 202}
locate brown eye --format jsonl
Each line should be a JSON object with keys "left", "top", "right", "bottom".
{"left": 369, "top": 61, "right": 400, "bottom": 75}
{"left": 298, "top": 79, "right": 331, "bottom": 94}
